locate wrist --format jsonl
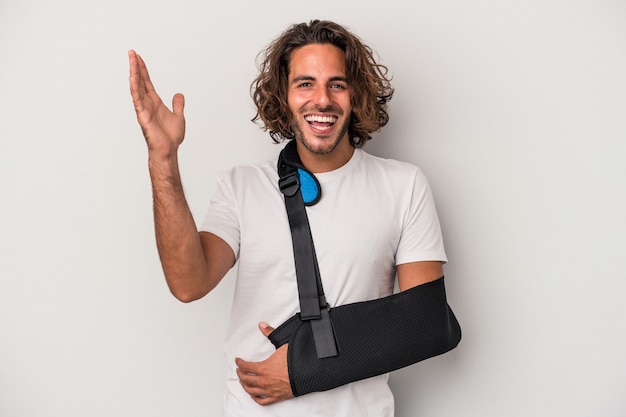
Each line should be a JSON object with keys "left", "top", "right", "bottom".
{"left": 148, "top": 151, "right": 181, "bottom": 182}
{"left": 147, "top": 139, "right": 178, "bottom": 162}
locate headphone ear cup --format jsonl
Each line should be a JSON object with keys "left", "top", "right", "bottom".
{"left": 298, "top": 168, "right": 321, "bottom": 206}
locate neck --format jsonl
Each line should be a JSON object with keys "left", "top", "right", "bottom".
{"left": 296, "top": 137, "right": 355, "bottom": 173}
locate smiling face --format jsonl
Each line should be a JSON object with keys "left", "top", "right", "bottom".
{"left": 287, "top": 43, "right": 354, "bottom": 172}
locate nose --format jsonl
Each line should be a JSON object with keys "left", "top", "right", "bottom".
{"left": 313, "top": 85, "right": 331, "bottom": 108}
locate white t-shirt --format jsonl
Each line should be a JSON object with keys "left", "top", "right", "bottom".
{"left": 200, "top": 148, "right": 447, "bottom": 417}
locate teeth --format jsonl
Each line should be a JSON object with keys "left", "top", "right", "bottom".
{"left": 305, "top": 115, "right": 337, "bottom": 123}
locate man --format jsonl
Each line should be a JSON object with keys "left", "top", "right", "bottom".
{"left": 129, "top": 20, "right": 458, "bottom": 417}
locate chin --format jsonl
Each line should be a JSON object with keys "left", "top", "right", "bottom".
{"left": 300, "top": 135, "right": 342, "bottom": 155}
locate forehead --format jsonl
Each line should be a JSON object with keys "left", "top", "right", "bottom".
{"left": 288, "top": 43, "right": 346, "bottom": 79}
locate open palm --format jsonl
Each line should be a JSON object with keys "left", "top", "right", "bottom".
{"left": 129, "top": 50, "right": 186, "bottom": 155}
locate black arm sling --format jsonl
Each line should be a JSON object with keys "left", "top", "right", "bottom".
{"left": 271, "top": 140, "right": 462, "bottom": 396}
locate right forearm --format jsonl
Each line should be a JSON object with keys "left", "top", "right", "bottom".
{"left": 148, "top": 154, "right": 210, "bottom": 302}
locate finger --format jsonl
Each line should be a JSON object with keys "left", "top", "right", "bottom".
{"left": 128, "top": 49, "right": 137, "bottom": 76}
{"left": 236, "top": 368, "right": 262, "bottom": 389}
{"left": 136, "top": 53, "right": 157, "bottom": 95}
{"left": 236, "top": 371, "right": 279, "bottom": 406}
{"left": 235, "top": 357, "right": 257, "bottom": 375}
{"left": 236, "top": 367, "right": 268, "bottom": 397}
{"left": 128, "top": 50, "right": 145, "bottom": 110}
{"left": 128, "top": 49, "right": 138, "bottom": 72}
{"left": 258, "top": 321, "right": 275, "bottom": 337}
{"left": 172, "top": 93, "right": 185, "bottom": 117}
{"left": 236, "top": 367, "right": 254, "bottom": 384}
{"left": 254, "top": 394, "right": 281, "bottom": 406}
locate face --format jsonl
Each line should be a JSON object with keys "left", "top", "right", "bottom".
{"left": 287, "top": 43, "right": 352, "bottom": 157}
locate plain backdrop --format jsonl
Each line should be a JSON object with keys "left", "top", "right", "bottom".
{"left": 1, "top": 1, "right": 625, "bottom": 416}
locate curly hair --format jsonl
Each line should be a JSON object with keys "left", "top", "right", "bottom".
{"left": 251, "top": 20, "right": 394, "bottom": 148}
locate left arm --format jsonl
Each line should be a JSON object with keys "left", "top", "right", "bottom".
{"left": 236, "top": 260, "right": 446, "bottom": 405}
{"left": 397, "top": 260, "right": 443, "bottom": 291}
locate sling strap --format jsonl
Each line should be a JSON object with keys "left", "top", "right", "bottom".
{"left": 277, "top": 140, "right": 338, "bottom": 358}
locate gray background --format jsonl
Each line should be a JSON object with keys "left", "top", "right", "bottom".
{"left": 1, "top": 0, "right": 625, "bottom": 416}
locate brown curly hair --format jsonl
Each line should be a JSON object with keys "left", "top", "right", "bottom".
{"left": 251, "top": 20, "right": 394, "bottom": 148}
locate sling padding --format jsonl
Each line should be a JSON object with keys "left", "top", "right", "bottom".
{"left": 269, "top": 277, "right": 461, "bottom": 396}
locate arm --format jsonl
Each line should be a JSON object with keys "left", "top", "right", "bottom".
{"left": 281, "top": 269, "right": 460, "bottom": 397}
{"left": 129, "top": 50, "right": 235, "bottom": 302}
{"left": 235, "top": 261, "right": 450, "bottom": 404}
{"left": 397, "top": 260, "right": 444, "bottom": 291}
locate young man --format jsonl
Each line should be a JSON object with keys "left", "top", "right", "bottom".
{"left": 129, "top": 20, "right": 458, "bottom": 417}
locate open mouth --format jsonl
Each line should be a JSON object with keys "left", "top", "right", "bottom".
{"left": 304, "top": 114, "right": 338, "bottom": 134}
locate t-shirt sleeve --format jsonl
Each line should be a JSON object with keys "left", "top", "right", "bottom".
{"left": 199, "top": 173, "right": 241, "bottom": 260}
{"left": 395, "top": 167, "right": 447, "bottom": 266}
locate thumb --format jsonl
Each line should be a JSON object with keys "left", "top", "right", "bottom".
{"left": 258, "top": 321, "right": 275, "bottom": 337}
{"left": 172, "top": 93, "right": 185, "bottom": 117}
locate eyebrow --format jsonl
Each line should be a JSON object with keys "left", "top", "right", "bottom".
{"left": 291, "top": 75, "right": 349, "bottom": 84}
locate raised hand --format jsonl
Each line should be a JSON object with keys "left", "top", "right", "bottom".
{"left": 128, "top": 50, "right": 186, "bottom": 158}
{"left": 235, "top": 322, "right": 294, "bottom": 406}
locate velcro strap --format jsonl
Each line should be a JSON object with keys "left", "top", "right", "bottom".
{"left": 310, "top": 306, "right": 338, "bottom": 358}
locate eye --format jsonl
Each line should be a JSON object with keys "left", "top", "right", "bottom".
{"left": 297, "top": 82, "right": 312, "bottom": 88}
{"left": 330, "top": 83, "right": 347, "bottom": 90}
